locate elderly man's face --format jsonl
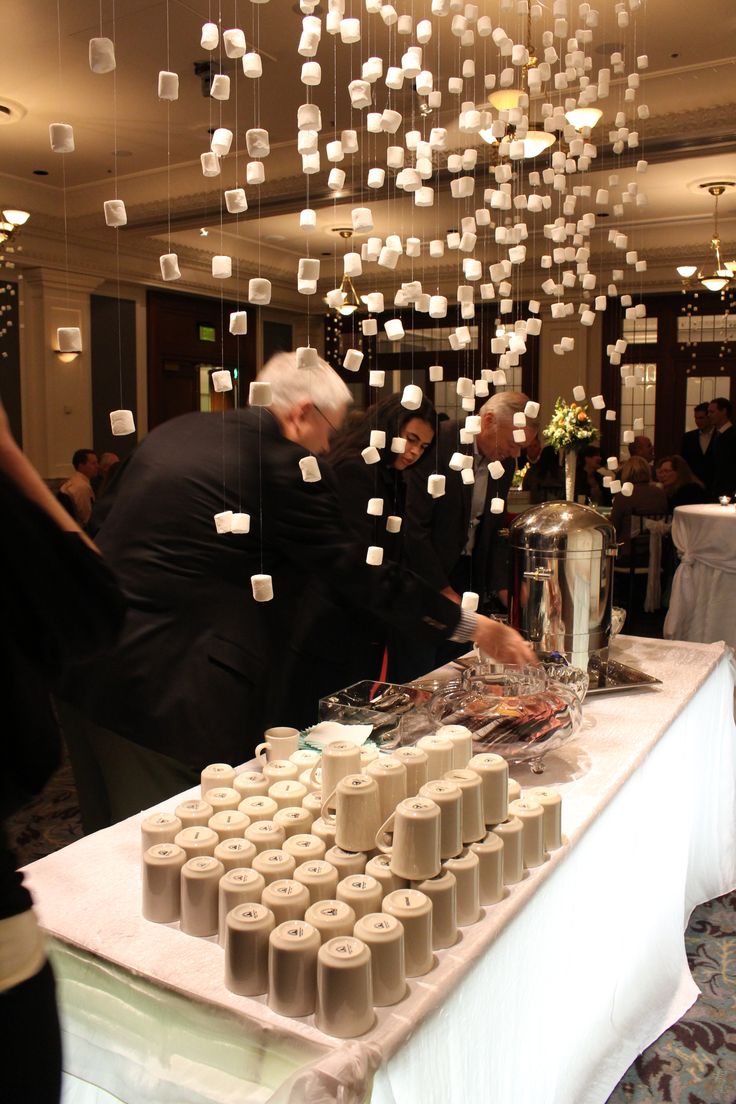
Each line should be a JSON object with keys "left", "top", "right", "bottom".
{"left": 477, "top": 410, "right": 537, "bottom": 461}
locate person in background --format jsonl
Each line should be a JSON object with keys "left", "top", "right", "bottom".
{"left": 522, "top": 444, "right": 564, "bottom": 503}
{"left": 655, "top": 455, "right": 708, "bottom": 509}
{"left": 59, "top": 448, "right": 98, "bottom": 527}
{"left": 574, "top": 445, "right": 611, "bottom": 507}
{"left": 680, "top": 403, "right": 714, "bottom": 488}
{"left": 94, "top": 451, "right": 120, "bottom": 497}
{"left": 404, "top": 390, "right": 539, "bottom": 617}
{"left": 708, "top": 397, "right": 736, "bottom": 499}
{"left": 628, "top": 436, "right": 655, "bottom": 467}
{"left": 286, "top": 394, "right": 436, "bottom": 701}
{"left": 0, "top": 401, "right": 125, "bottom": 1104}
{"left": 610, "top": 455, "right": 669, "bottom": 559}
{"left": 57, "top": 354, "right": 535, "bottom": 831}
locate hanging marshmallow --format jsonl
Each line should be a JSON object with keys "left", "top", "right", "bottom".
{"left": 299, "top": 208, "right": 316, "bottom": 230}
{"left": 459, "top": 429, "right": 474, "bottom": 445}
{"left": 513, "top": 412, "right": 527, "bottom": 428}
{"left": 461, "top": 469, "right": 475, "bottom": 485}
{"left": 362, "top": 319, "right": 378, "bottom": 337}
{"left": 251, "top": 574, "right": 274, "bottom": 602}
{"left": 348, "top": 80, "right": 372, "bottom": 109}
{"left": 49, "top": 123, "right": 75, "bottom": 153}
{"left": 301, "top": 152, "right": 320, "bottom": 175}
{"left": 212, "top": 256, "right": 232, "bottom": 279}
{"left": 391, "top": 438, "right": 407, "bottom": 454}
{"left": 623, "top": 430, "right": 635, "bottom": 444}
{"left": 366, "top": 546, "right": 384, "bottom": 566}
{"left": 352, "top": 207, "right": 373, "bottom": 232}
{"left": 466, "top": 416, "right": 481, "bottom": 435}
{"left": 606, "top": 410, "right": 617, "bottom": 422}
{"left": 223, "top": 28, "right": 246, "bottom": 57}
{"left": 201, "top": 22, "right": 219, "bottom": 49}
{"left": 231, "top": 513, "right": 251, "bottom": 534}
{"left": 300, "top": 456, "right": 322, "bottom": 483}
{"left": 572, "top": 385, "right": 586, "bottom": 401}
{"left": 621, "top": 482, "right": 634, "bottom": 497}
{"left": 212, "top": 370, "right": 233, "bottom": 392}
{"left": 462, "top": 591, "right": 479, "bottom": 612}
{"left": 328, "top": 168, "right": 346, "bottom": 190}
{"left": 428, "top": 474, "right": 446, "bottom": 498}
{"left": 296, "top": 346, "right": 318, "bottom": 369}
{"left": 159, "top": 253, "right": 181, "bottom": 281}
{"left": 341, "top": 129, "right": 359, "bottom": 153}
{"left": 297, "top": 103, "right": 321, "bottom": 130}
{"left": 429, "top": 365, "right": 443, "bottom": 382}
{"left": 490, "top": 498, "right": 505, "bottom": 514}
{"left": 222, "top": 190, "right": 247, "bottom": 217}
{"left": 367, "top": 167, "right": 385, "bottom": 189}
{"left": 633, "top": 417, "right": 645, "bottom": 431}
{"left": 109, "top": 409, "right": 135, "bottom": 436}
{"left": 384, "top": 319, "right": 405, "bottom": 342}
{"left": 368, "top": 369, "right": 384, "bottom": 387}
{"left": 367, "top": 498, "right": 384, "bottom": 516}
{"left": 524, "top": 401, "right": 540, "bottom": 419}
{"left": 370, "top": 430, "right": 386, "bottom": 449}
{"left": 343, "top": 349, "right": 363, "bottom": 372}
{"left": 386, "top": 516, "right": 402, "bottom": 533}
{"left": 242, "top": 53, "right": 263, "bottom": 78}
{"left": 512, "top": 429, "right": 527, "bottom": 444}
{"left": 103, "top": 199, "right": 127, "bottom": 227}
{"left": 449, "top": 452, "right": 466, "bottom": 471}
{"left": 210, "top": 74, "right": 231, "bottom": 100}
{"left": 591, "top": 395, "right": 606, "bottom": 410}
{"left": 365, "top": 292, "right": 384, "bottom": 313}
{"left": 607, "top": 456, "right": 619, "bottom": 471}
{"left": 225, "top": 312, "right": 247, "bottom": 338}
{"left": 249, "top": 381, "right": 271, "bottom": 406}
{"left": 429, "top": 296, "right": 448, "bottom": 319}
{"left": 214, "top": 511, "right": 233, "bottom": 534}
{"left": 609, "top": 480, "right": 622, "bottom": 495}
{"left": 248, "top": 278, "right": 271, "bottom": 305}
{"left": 401, "top": 384, "right": 423, "bottom": 410}
{"left": 488, "top": 460, "right": 505, "bottom": 481}
{"left": 57, "top": 327, "right": 82, "bottom": 353}
{"left": 201, "top": 152, "right": 220, "bottom": 178}
{"left": 246, "top": 129, "right": 270, "bottom": 158}
{"left": 211, "top": 128, "right": 233, "bottom": 157}
{"left": 362, "top": 446, "right": 381, "bottom": 465}
{"left": 89, "top": 37, "right": 116, "bottom": 73}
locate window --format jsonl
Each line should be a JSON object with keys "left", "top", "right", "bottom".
{"left": 684, "top": 376, "right": 731, "bottom": 432}
{"left": 620, "top": 363, "right": 656, "bottom": 447}
{"left": 622, "top": 317, "right": 658, "bottom": 344}
{"left": 678, "top": 313, "right": 736, "bottom": 344}
{"left": 376, "top": 325, "right": 479, "bottom": 354}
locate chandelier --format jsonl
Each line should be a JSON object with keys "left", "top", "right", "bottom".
{"left": 0, "top": 208, "right": 30, "bottom": 264}
{"left": 677, "top": 184, "right": 735, "bottom": 292}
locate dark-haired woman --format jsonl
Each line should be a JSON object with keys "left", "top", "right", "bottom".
{"left": 284, "top": 395, "right": 436, "bottom": 725}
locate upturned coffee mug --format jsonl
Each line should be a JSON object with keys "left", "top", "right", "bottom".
{"left": 255, "top": 727, "right": 300, "bottom": 764}
{"left": 381, "top": 889, "right": 434, "bottom": 977}
{"left": 443, "top": 768, "right": 486, "bottom": 844}
{"left": 311, "top": 741, "right": 362, "bottom": 799}
{"left": 416, "top": 734, "right": 454, "bottom": 780}
{"left": 467, "top": 753, "right": 508, "bottom": 826}
{"left": 375, "top": 796, "right": 442, "bottom": 882}
{"left": 262, "top": 759, "right": 300, "bottom": 786}
{"left": 268, "top": 920, "right": 321, "bottom": 1017}
{"left": 335, "top": 873, "right": 383, "bottom": 921}
{"left": 418, "top": 779, "right": 463, "bottom": 860}
{"left": 390, "top": 746, "right": 429, "bottom": 796}
{"left": 321, "top": 773, "right": 382, "bottom": 853}
{"left": 353, "top": 912, "right": 406, "bottom": 1006}
{"left": 436, "top": 724, "right": 474, "bottom": 769}
{"left": 315, "top": 936, "right": 375, "bottom": 1037}
{"left": 366, "top": 756, "right": 408, "bottom": 822}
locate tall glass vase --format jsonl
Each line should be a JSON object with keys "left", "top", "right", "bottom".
{"left": 562, "top": 449, "right": 577, "bottom": 502}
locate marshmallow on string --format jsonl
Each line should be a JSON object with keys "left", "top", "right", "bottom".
{"left": 225, "top": 189, "right": 248, "bottom": 214}
{"left": 296, "top": 347, "right": 318, "bottom": 369}
{"left": 110, "top": 409, "right": 135, "bottom": 436}
{"left": 249, "top": 279, "right": 271, "bottom": 305}
{"left": 249, "top": 381, "right": 271, "bottom": 406}
{"left": 366, "top": 547, "right": 384, "bottom": 566}
{"left": 299, "top": 457, "right": 322, "bottom": 483}
{"left": 362, "top": 446, "right": 381, "bottom": 465}
{"left": 103, "top": 200, "right": 127, "bottom": 227}
{"left": 367, "top": 498, "right": 384, "bottom": 516}
{"left": 160, "top": 253, "right": 181, "bottom": 281}
{"left": 212, "top": 370, "right": 233, "bottom": 392}
{"left": 343, "top": 349, "right": 363, "bottom": 372}
{"left": 369, "top": 370, "right": 384, "bottom": 387}
{"left": 57, "top": 327, "right": 82, "bottom": 353}
{"left": 386, "top": 516, "right": 402, "bottom": 534}
{"left": 214, "top": 511, "right": 234, "bottom": 534}
{"left": 89, "top": 38, "right": 115, "bottom": 73}
{"left": 251, "top": 575, "right": 274, "bottom": 602}
{"left": 401, "top": 384, "right": 423, "bottom": 410}
{"left": 49, "top": 123, "right": 75, "bottom": 152}
{"left": 428, "top": 475, "right": 446, "bottom": 498}
{"left": 370, "top": 431, "right": 386, "bottom": 449}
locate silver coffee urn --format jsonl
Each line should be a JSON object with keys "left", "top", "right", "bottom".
{"left": 508, "top": 502, "right": 617, "bottom": 669}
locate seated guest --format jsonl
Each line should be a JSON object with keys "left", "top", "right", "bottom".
{"left": 59, "top": 448, "right": 98, "bottom": 528}
{"left": 610, "top": 456, "right": 669, "bottom": 559}
{"left": 655, "top": 455, "right": 708, "bottom": 509}
{"left": 574, "top": 445, "right": 611, "bottom": 507}
{"left": 93, "top": 451, "right": 120, "bottom": 497}
{"left": 288, "top": 393, "right": 436, "bottom": 696}
{"left": 522, "top": 444, "right": 564, "bottom": 503}
{"left": 628, "top": 436, "right": 655, "bottom": 467}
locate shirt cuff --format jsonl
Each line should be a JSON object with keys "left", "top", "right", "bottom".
{"left": 449, "top": 609, "right": 479, "bottom": 643}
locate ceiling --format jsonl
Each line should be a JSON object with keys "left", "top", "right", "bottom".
{"left": 1, "top": 0, "right": 735, "bottom": 303}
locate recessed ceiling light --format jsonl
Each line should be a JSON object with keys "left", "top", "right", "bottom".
{"left": 33, "top": 169, "right": 49, "bottom": 176}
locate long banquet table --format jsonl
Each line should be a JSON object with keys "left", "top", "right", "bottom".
{"left": 23, "top": 636, "right": 736, "bottom": 1104}
{"left": 664, "top": 502, "right": 736, "bottom": 650}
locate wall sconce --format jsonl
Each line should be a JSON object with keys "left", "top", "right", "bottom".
{"left": 53, "top": 349, "right": 80, "bottom": 363}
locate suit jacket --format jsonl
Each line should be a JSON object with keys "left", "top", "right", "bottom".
{"left": 680, "top": 427, "right": 715, "bottom": 489}
{"left": 610, "top": 482, "right": 669, "bottom": 558}
{"left": 712, "top": 424, "right": 736, "bottom": 498}
{"left": 58, "top": 410, "right": 461, "bottom": 767}
{"left": 403, "top": 420, "right": 516, "bottom": 605}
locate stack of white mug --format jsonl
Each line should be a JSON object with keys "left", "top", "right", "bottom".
{"left": 141, "top": 725, "right": 563, "bottom": 1037}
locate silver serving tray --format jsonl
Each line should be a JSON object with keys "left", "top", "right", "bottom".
{"left": 586, "top": 656, "right": 662, "bottom": 694}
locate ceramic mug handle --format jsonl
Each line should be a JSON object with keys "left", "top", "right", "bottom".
{"left": 320, "top": 787, "right": 338, "bottom": 826}
{"left": 254, "top": 741, "right": 270, "bottom": 765}
{"left": 375, "top": 812, "right": 395, "bottom": 854}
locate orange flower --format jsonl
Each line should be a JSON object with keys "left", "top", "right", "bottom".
{"left": 577, "top": 411, "right": 587, "bottom": 421}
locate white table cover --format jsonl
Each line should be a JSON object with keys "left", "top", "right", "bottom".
{"left": 23, "top": 637, "right": 736, "bottom": 1104}
{"left": 664, "top": 503, "right": 736, "bottom": 649}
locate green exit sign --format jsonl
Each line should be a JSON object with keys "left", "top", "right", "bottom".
{"left": 198, "top": 324, "right": 216, "bottom": 343}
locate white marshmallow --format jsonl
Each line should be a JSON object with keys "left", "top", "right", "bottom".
{"left": 296, "top": 347, "right": 318, "bottom": 369}
{"left": 300, "top": 456, "right": 322, "bottom": 483}
{"left": 370, "top": 431, "right": 386, "bottom": 449}
{"left": 366, "top": 546, "right": 384, "bottom": 566}
{"left": 225, "top": 189, "right": 248, "bottom": 214}
{"left": 103, "top": 199, "right": 127, "bottom": 227}
{"left": 57, "top": 327, "right": 82, "bottom": 353}
{"left": 607, "top": 456, "right": 619, "bottom": 470}
{"left": 299, "top": 208, "right": 316, "bottom": 229}
{"left": 212, "top": 370, "right": 233, "bottom": 392}
{"left": 573, "top": 385, "right": 586, "bottom": 401}
{"left": 249, "top": 381, "right": 271, "bottom": 406}
{"left": 386, "top": 516, "right": 402, "bottom": 533}
{"left": 214, "top": 511, "right": 234, "bottom": 534}
{"left": 591, "top": 395, "right": 605, "bottom": 410}
{"left": 231, "top": 513, "right": 251, "bottom": 534}
{"left": 343, "top": 349, "right": 363, "bottom": 372}
{"left": 367, "top": 498, "right": 384, "bottom": 516}
{"left": 223, "top": 28, "right": 246, "bottom": 57}
{"left": 210, "top": 74, "right": 231, "bottom": 100}
{"left": 429, "top": 365, "right": 443, "bottom": 382}
{"left": 49, "top": 123, "right": 75, "bottom": 153}
{"left": 242, "top": 53, "right": 262, "bottom": 78}
{"left": 89, "top": 37, "right": 116, "bottom": 73}
{"left": 401, "top": 384, "right": 423, "bottom": 410}
{"left": 362, "top": 446, "right": 381, "bottom": 465}
{"left": 384, "top": 319, "right": 405, "bottom": 341}
{"left": 621, "top": 482, "right": 634, "bottom": 497}
{"left": 248, "top": 278, "right": 271, "bottom": 305}
{"left": 606, "top": 410, "right": 617, "bottom": 422}
{"left": 159, "top": 253, "right": 181, "bottom": 281}
{"left": 109, "top": 409, "right": 135, "bottom": 436}
{"left": 201, "top": 153, "right": 221, "bottom": 178}
{"left": 229, "top": 311, "right": 247, "bottom": 335}
{"left": 490, "top": 497, "right": 505, "bottom": 514}
{"left": 246, "top": 161, "right": 265, "bottom": 185}
{"left": 609, "top": 480, "right": 622, "bottom": 495}
{"left": 513, "top": 412, "right": 526, "bottom": 427}
{"left": 212, "top": 256, "right": 232, "bottom": 279}
{"left": 428, "top": 474, "right": 446, "bottom": 498}
{"left": 201, "top": 22, "right": 219, "bottom": 49}
{"left": 391, "top": 437, "right": 407, "bottom": 454}
{"left": 251, "top": 574, "right": 274, "bottom": 602}
{"left": 524, "top": 401, "right": 540, "bottom": 419}
{"left": 512, "top": 429, "right": 527, "bottom": 444}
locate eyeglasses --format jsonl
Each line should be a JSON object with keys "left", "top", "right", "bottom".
{"left": 313, "top": 403, "right": 340, "bottom": 438}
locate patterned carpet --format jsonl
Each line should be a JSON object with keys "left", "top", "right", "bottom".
{"left": 8, "top": 755, "right": 736, "bottom": 1104}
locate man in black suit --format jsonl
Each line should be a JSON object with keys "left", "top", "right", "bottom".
{"left": 404, "top": 391, "right": 538, "bottom": 614}
{"left": 58, "top": 355, "right": 534, "bottom": 831}
{"left": 680, "top": 402, "right": 715, "bottom": 488}
{"left": 709, "top": 396, "right": 736, "bottom": 498}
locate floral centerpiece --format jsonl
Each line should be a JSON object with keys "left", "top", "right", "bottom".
{"left": 543, "top": 397, "right": 599, "bottom": 501}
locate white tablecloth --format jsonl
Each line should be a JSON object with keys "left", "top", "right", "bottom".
{"left": 664, "top": 503, "right": 736, "bottom": 650}
{"left": 23, "top": 637, "right": 736, "bottom": 1104}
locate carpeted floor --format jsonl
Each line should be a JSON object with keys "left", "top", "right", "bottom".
{"left": 8, "top": 753, "right": 735, "bottom": 1104}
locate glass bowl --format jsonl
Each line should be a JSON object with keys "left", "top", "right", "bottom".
{"left": 541, "top": 664, "right": 590, "bottom": 703}
{"left": 610, "top": 606, "right": 627, "bottom": 637}
{"left": 460, "top": 662, "right": 547, "bottom": 697}
{"left": 428, "top": 670, "right": 582, "bottom": 774}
